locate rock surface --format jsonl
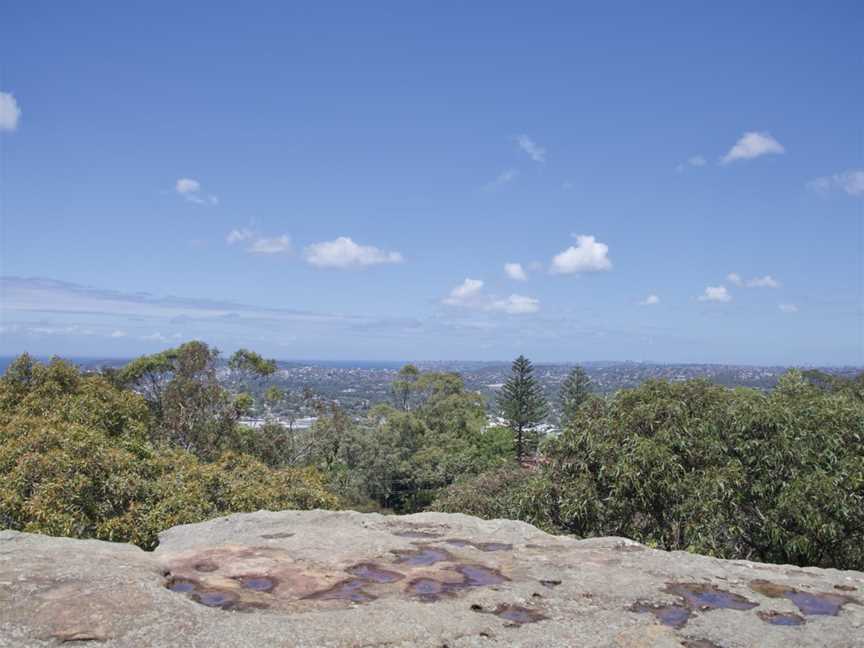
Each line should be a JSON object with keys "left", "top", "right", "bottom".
{"left": 1, "top": 510, "right": 863, "bottom": 647}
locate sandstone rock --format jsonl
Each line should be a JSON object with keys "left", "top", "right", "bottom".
{"left": 1, "top": 510, "right": 862, "bottom": 647}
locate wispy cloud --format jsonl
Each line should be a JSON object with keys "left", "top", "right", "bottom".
{"left": 489, "top": 294, "right": 539, "bottom": 314}
{"left": 639, "top": 294, "right": 660, "bottom": 306}
{"left": 807, "top": 169, "right": 864, "bottom": 197}
{"left": 504, "top": 262, "right": 527, "bottom": 281}
{"left": 0, "top": 276, "right": 363, "bottom": 325}
{"left": 304, "top": 237, "right": 403, "bottom": 269}
{"left": 516, "top": 135, "right": 546, "bottom": 162}
{"left": 0, "top": 91, "right": 21, "bottom": 131}
{"left": 721, "top": 132, "right": 785, "bottom": 164}
{"left": 550, "top": 235, "right": 612, "bottom": 275}
{"left": 779, "top": 303, "right": 799, "bottom": 313}
{"left": 698, "top": 286, "right": 732, "bottom": 303}
{"left": 248, "top": 235, "right": 291, "bottom": 255}
{"left": 676, "top": 155, "right": 707, "bottom": 172}
{"left": 484, "top": 168, "right": 519, "bottom": 191}
{"left": 726, "top": 272, "right": 780, "bottom": 288}
{"left": 226, "top": 229, "right": 291, "bottom": 255}
{"left": 226, "top": 228, "right": 254, "bottom": 244}
{"left": 175, "top": 177, "right": 218, "bottom": 205}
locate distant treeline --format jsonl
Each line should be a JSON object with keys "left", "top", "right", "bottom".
{"left": 0, "top": 342, "right": 862, "bottom": 571}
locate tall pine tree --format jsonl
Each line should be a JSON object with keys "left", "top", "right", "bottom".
{"left": 497, "top": 355, "right": 548, "bottom": 462}
{"left": 559, "top": 366, "right": 592, "bottom": 425}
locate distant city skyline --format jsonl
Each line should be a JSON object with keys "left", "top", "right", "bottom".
{"left": 1, "top": 2, "right": 862, "bottom": 365}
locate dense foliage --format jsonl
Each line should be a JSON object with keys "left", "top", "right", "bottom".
{"left": 314, "top": 370, "right": 514, "bottom": 511}
{"left": 3, "top": 346, "right": 862, "bottom": 572}
{"left": 0, "top": 351, "right": 338, "bottom": 549}
{"left": 435, "top": 372, "right": 864, "bottom": 571}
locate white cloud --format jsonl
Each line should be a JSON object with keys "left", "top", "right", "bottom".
{"left": 0, "top": 92, "right": 21, "bottom": 131}
{"left": 727, "top": 272, "right": 780, "bottom": 288}
{"left": 721, "top": 132, "right": 785, "bottom": 164}
{"left": 489, "top": 294, "right": 540, "bottom": 314}
{"left": 110, "top": 330, "right": 127, "bottom": 338}
{"left": 304, "top": 236, "right": 403, "bottom": 269}
{"left": 226, "top": 228, "right": 254, "bottom": 244}
{"left": 226, "top": 229, "right": 291, "bottom": 254}
{"left": 443, "top": 278, "right": 485, "bottom": 306}
{"left": 779, "top": 303, "right": 799, "bottom": 313}
{"left": 746, "top": 275, "right": 780, "bottom": 288}
{"left": 808, "top": 169, "right": 864, "bottom": 197}
{"left": 504, "top": 262, "right": 527, "bottom": 281}
{"left": 550, "top": 235, "right": 612, "bottom": 275}
{"left": 142, "top": 332, "right": 168, "bottom": 342}
{"left": 698, "top": 286, "right": 732, "bottom": 303}
{"left": 639, "top": 294, "right": 660, "bottom": 306}
{"left": 484, "top": 168, "right": 519, "bottom": 191}
{"left": 176, "top": 178, "right": 201, "bottom": 194}
{"left": 516, "top": 135, "right": 546, "bottom": 163}
{"left": 175, "top": 177, "right": 217, "bottom": 205}
{"left": 442, "top": 279, "right": 538, "bottom": 314}
{"left": 248, "top": 235, "right": 291, "bottom": 255}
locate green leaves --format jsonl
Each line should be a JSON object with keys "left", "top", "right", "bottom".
{"left": 0, "top": 353, "right": 340, "bottom": 549}
{"left": 437, "top": 370, "right": 864, "bottom": 571}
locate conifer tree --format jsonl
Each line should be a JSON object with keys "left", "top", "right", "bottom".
{"left": 560, "top": 365, "right": 592, "bottom": 425}
{"left": 497, "top": 355, "right": 548, "bottom": 461}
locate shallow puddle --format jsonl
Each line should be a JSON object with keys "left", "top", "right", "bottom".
{"left": 195, "top": 590, "right": 238, "bottom": 609}
{"left": 304, "top": 578, "right": 376, "bottom": 603}
{"left": 238, "top": 576, "right": 276, "bottom": 592}
{"left": 750, "top": 579, "right": 858, "bottom": 616}
{"left": 346, "top": 563, "right": 404, "bottom": 583}
{"left": 631, "top": 602, "right": 692, "bottom": 628}
{"left": 407, "top": 577, "right": 448, "bottom": 602}
{"left": 453, "top": 564, "right": 508, "bottom": 587}
{"left": 665, "top": 583, "right": 757, "bottom": 611}
{"left": 492, "top": 604, "right": 546, "bottom": 625}
{"left": 393, "top": 546, "right": 452, "bottom": 566}
{"left": 167, "top": 578, "right": 197, "bottom": 593}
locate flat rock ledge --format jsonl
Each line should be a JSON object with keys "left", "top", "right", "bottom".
{"left": 1, "top": 510, "right": 863, "bottom": 647}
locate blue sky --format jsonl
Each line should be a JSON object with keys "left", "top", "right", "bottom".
{"left": 1, "top": 2, "right": 862, "bottom": 364}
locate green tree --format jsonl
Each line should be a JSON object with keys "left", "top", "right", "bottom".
{"left": 228, "top": 348, "right": 277, "bottom": 377}
{"left": 117, "top": 342, "right": 239, "bottom": 460}
{"left": 559, "top": 366, "right": 592, "bottom": 425}
{"left": 497, "top": 355, "right": 548, "bottom": 462}
{"left": 440, "top": 372, "right": 864, "bottom": 571}
{"left": 391, "top": 364, "right": 420, "bottom": 410}
{"left": 0, "top": 354, "right": 340, "bottom": 548}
